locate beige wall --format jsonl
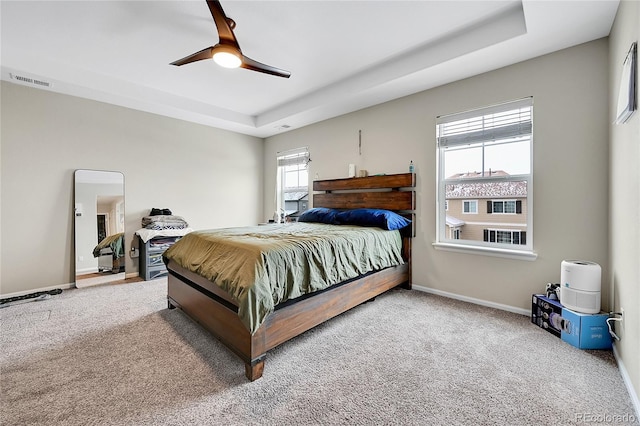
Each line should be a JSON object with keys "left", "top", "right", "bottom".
{"left": 0, "top": 82, "right": 264, "bottom": 295}
{"left": 265, "top": 39, "right": 609, "bottom": 313}
{"left": 609, "top": 0, "right": 640, "bottom": 408}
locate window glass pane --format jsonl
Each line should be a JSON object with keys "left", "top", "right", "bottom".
{"left": 493, "top": 202, "right": 504, "bottom": 213}
{"left": 444, "top": 144, "right": 483, "bottom": 178}
{"left": 463, "top": 201, "right": 476, "bottom": 213}
{"left": 285, "top": 171, "right": 298, "bottom": 188}
{"left": 505, "top": 201, "right": 516, "bottom": 213}
{"left": 299, "top": 169, "right": 308, "bottom": 186}
{"left": 484, "top": 139, "right": 530, "bottom": 175}
{"left": 496, "top": 231, "right": 511, "bottom": 243}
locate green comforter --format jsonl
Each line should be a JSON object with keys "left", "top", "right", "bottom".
{"left": 163, "top": 222, "right": 404, "bottom": 334}
{"left": 92, "top": 233, "right": 124, "bottom": 259}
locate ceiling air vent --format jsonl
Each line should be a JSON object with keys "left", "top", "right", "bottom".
{"left": 9, "top": 73, "right": 53, "bottom": 88}
{"left": 275, "top": 124, "right": 292, "bottom": 131}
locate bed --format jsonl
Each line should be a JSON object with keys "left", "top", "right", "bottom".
{"left": 164, "top": 173, "right": 415, "bottom": 380}
{"left": 92, "top": 232, "right": 125, "bottom": 273}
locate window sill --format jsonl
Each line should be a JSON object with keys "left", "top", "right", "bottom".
{"left": 432, "top": 242, "right": 538, "bottom": 261}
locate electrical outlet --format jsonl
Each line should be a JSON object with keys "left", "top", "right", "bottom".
{"left": 620, "top": 307, "right": 624, "bottom": 331}
{"left": 130, "top": 248, "right": 139, "bottom": 258}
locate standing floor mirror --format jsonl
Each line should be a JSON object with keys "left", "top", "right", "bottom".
{"left": 74, "top": 169, "right": 125, "bottom": 288}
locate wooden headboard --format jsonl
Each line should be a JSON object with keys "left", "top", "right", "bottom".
{"left": 312, "top": 173, "right": 416, "bottom": 250}
{"left": 312, "top": 173, "right": 415, "bottom": 211}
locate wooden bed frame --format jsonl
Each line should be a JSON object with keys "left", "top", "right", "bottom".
{"left": 166, "top": 172, "right": 415, "bottom": 380}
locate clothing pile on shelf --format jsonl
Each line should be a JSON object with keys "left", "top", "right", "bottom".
{"left": 135, "top": 208, "right": 193, "bottom": 243}
{"left": 146, "top": 237, "right": 178, "bottom": 252}
{"left": 141, "top": 208, "right": 189, "bottom": 231}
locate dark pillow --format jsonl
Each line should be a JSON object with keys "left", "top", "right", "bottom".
{"left": 335, "top": 208, "right": 411, "bottom": 231}
{"left": 298, "top": 208, "right": 339, "bottom": 224}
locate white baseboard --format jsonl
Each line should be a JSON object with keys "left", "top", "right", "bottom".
{"left": 2, "top": 271, "right": 142, "bottom": 299}
{"left": 411, "top": 284, "right": 530, "bottom": 316}
{"left": 613, "top": 344, "right": 640, "bottom": 419}
{"left": 0, "top": 282, "right": 75, "bottom": 299}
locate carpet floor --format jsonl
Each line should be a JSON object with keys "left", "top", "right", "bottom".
{"left": 1, "top": 279, "right": 637, "bottom": 425}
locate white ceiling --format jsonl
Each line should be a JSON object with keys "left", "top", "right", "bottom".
{"left": 1, "top": 1, "right": 619, "bottom": 138}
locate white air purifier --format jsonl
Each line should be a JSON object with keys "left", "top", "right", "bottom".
{"left": 560, "top": 260, "right": 601, "bottom": 314}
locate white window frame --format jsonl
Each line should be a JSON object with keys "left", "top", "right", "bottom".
{"left": 276, "top": 147, "right": 310, "bottom": 218}
{"left": 491, "top": 199, "right": 517, "bottom": 215}
{"left": 462, "top": 200, "right": 478, "bottom": 214}
{"left": 434, "top": 98, "right": 536, "bottom": 260}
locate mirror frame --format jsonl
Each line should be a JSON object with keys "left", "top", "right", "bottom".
{"left": 74, "top": 169, "right": 125, "bottom": 288}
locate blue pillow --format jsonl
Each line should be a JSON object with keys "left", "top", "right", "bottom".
{"left": 298, "top": 207, "right": 339, "bottom": 224}
{"left": 335, "top": 208, "right": 411, "bottom": 231}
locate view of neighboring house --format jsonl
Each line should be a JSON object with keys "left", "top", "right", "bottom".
{"left": 445, "top": 170, "right": 527, "bottom": 245}
{"left": 284, "top": 189, "right": 309, "bottom": 218}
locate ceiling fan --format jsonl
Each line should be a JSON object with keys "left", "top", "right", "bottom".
{"left": 170, "top": 0, "right": 291, "bottom": 78}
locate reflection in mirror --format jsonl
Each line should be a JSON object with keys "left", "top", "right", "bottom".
{"left": 74, "top": 170, "right": 125, "bottom": 288}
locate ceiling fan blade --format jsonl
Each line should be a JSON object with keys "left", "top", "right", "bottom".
{"left": 171, "top": 1, "right": 292, "bottom": 78}
{"left": 170, "top": 46, "right": 214, "bottom": 66}
{"left": 241, "top": 55, "right": 291, "bottom": 79}
{"left": 206, "top": 0, "right": 239, "bottom": 47}
{"left": 208, "top": 0, "right": 290, "bottom": 78}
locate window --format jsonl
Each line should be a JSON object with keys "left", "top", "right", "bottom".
{"left": 462, "top": 200, "right": 477, "bottom": 214}
{"left": 435, "top": 98, "right": 533, "bottom": 256}
{"left": 489, "top": 200, "right": 520, "bottom": 214}
{"left": 276, "top": 148, "right": 310, "bottom": 219}
{"left": 484, "top": 229, "right": 526, "bottom": 245}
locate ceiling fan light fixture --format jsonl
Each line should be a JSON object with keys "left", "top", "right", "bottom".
{"left": 170, "top": 1, "right": 290, "bottom": 77}
{"left": 213, "top": 47, "right": 242, "bottom": 69}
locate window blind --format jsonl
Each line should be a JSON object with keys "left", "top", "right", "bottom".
{"left": 277, "top": 149, "right": 309, "bottom": 167}
{"left": 437, "top": 98, "right": 533, "bottom": 148}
